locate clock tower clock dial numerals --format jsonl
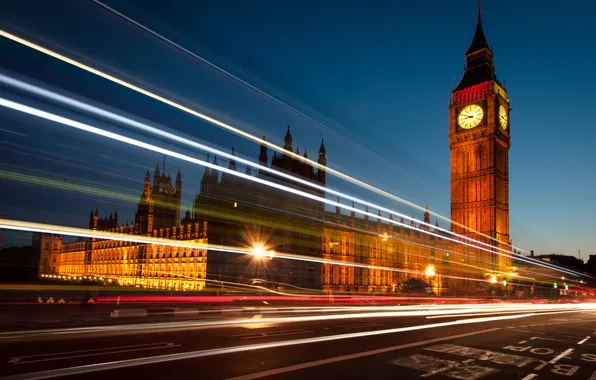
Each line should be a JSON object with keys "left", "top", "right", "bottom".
{"left": 458, "top": 104, "right": 484, "bottom": 129}
{"left": 499, "top": 104, "right": 508, "bottom": 129}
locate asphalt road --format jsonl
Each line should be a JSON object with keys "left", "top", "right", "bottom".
{"left": 1, "top": 308, "right": 595, "bottom": 380}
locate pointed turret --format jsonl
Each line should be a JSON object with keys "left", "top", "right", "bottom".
{"left": 424, "top": 205, "right": 430, "bottom": 225}
{"left": 259, "top": 135, "right": 268, "bottom": 166}
{"left": 176, "top": 168, "right": 182, "bottom": 190}
{"left": 211, "top": 155, "right": 220, "bottom": 182}
{"left": 317, "top": 138, "right": 327, "bottom": 185}
{"left": 153, "top": 163, "right": 160, "bottom": 188}
{"left": 284, "top": 125, "right": 293, "bottom": 151}
{"left": 303, "top": 149, "right": 308, "bottom": 159}
{"left": 466, "top": 3, "right": 490, "bottom": 55}
{"left": 203, "top": 153, "right": 210, "bottom": 176}
{"left": 245, "top": 165, "right": 252, "bottom": 175}
{"left": 454, "top": 3, "right": 496, "bottom": 91}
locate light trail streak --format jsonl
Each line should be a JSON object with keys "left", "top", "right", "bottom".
{"left": 0, "top": 218, "right": 485, "bottom": 285}
{"left": 0, "top": 28, "right": 519, "bottom": 250}
{"left": 0, "top": 73, "right": 511, "bottom": 258}
{"left": 0, "top": 95, "right": 584, "bottom": 278}
{"left": 0, "top": 164, "right": 526, "bottom": 283}
{"left": 0, "top": 167, "right": 514, "bottom": 282}
{"left": 1, "top": 303, "right": 593, "bottom": 343}
{"left": 0, "top": 314, "right": 557, "bottom": 380}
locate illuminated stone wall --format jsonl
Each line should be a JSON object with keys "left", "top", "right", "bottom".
{"left": 40, "top": 222, "right": 208, "bottom": 292}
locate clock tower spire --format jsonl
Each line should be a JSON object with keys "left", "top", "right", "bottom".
{"left": 449, "top": 7, "right": 511, "bottom": 271}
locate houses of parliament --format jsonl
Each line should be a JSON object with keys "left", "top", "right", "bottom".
{"left": 38, "top": 8, "right": 513, "bottom": 294}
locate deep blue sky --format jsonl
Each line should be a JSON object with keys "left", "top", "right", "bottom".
{"left": 0, "top": 0, "right": 594, "bottom": 257}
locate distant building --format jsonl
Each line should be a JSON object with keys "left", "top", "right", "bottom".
{"left": 193, "top": 126, "right": 326, "bottom": 288}
{"left": 38, "top": 168, "right": 209, "bottom": 291}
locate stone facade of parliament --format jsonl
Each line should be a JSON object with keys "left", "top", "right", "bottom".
{"left": 38, "top": 10, "right": 512, "bottom": 294}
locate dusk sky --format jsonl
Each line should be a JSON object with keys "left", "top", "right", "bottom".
{"left": 0, "top": 0, "right": 594, "bottom": 257}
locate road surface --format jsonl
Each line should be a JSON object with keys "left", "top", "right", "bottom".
{"left": 0, "top": 307, "right": 595, "bottom": 379}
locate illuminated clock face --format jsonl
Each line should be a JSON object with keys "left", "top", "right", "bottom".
{"left": 458, "top": 104, "right": 484, "bottom": 129}
{"left": 499, "top": 105, "right": 508, "bottom": 129}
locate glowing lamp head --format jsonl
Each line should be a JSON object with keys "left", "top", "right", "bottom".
{"left": 252, "top": 245, "right": 264, "bottom": 256}
{"left": 425, "top": 265, "right": 435, "bottom": 277}
{"left": 490, "top": 275, "right": 497, "bottom": 284}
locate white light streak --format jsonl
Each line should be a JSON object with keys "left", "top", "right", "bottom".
{"left": 0, "top": 94, "right": 586, "bottom": 278}
{"left": 0, "top": 28, "right": 519, "bottom": 250}
{"left": 0, "top": 314, "right": 550, "bottom": 380}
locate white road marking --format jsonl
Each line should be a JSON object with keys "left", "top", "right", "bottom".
{"left": 549, "top": 348, "right": 574, "bottom": 364}
{"left": 507, "top": 329, "right": 544, "bottom": 334}
{"left": 530, "top": 336, "right": 565, "bottom": 342}
{"left": 8, "top": 343, "right": 178, "bottom": 364}
{"left": 241, "top": 330, "right": 313, "bottom": 339}
{"left": 426, "top": 344, "right": 536, "bottom": 367}
{"left": 578, "top": 336, "right": 591, "bottom": 345}
{"left": 346, "top": 324, "right": 384, "bottom": 329}
{"left": 230, "top": 329, "right": 304, "bottom": 338}
{"left": 7, "top": 342, "right": 174, "bottom": 361}
{"left": 391, "top": 354, "right": 498, "bottom": 379}
{"left": 518, "top": 340, "right": 527, "bottom": 344}
{"left": 521, "top": 374, "right": 538, "bottom": 380}
{"left": 590, "top": 369, "right": 596, "bottom": 380}
{"left": 225, "top": 328, "right": 501, "bottom": 380}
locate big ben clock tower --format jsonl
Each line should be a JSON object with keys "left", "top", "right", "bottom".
{"left": 449, "top": 6, "right": 511, "bottom": 270}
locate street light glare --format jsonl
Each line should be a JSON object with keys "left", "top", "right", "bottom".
{"left": 252, "top": 245, "right": 265, "bottom": 257}
{"left": 425, "top": 265, "right": 435, "bottom": 277}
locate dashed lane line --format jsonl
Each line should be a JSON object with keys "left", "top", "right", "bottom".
{"left": 530, "top": 337, "right": 565, "bottom": 342}
{"left": 521, "top": 374, "right": 538, "bottom": 380}
{"left": 241, "top": 331, "right": 313, "bottom": 340}
{"left": 578, "top": 336, "right": 590, "bottom": 345}
{"left": 549, "top": 348, "right": 574, "bottom": 364}
{"left": 507, "top": 329, "right": 545, "bottom": 334}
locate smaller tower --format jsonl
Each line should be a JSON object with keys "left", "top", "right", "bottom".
{"left": 153, "top": 163, "right": 160, "bottom": 190}
{"left": 317, "top": 138, "right": 327, "bottom": 185}
{"left": 284, "top": 126, "right": 293, "bottom": 152}
{"left": 175, "top": 169, "right": 182, "bottom": 225}
{"left": 259, "top": 135, "right": 268, "bottom": 166}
